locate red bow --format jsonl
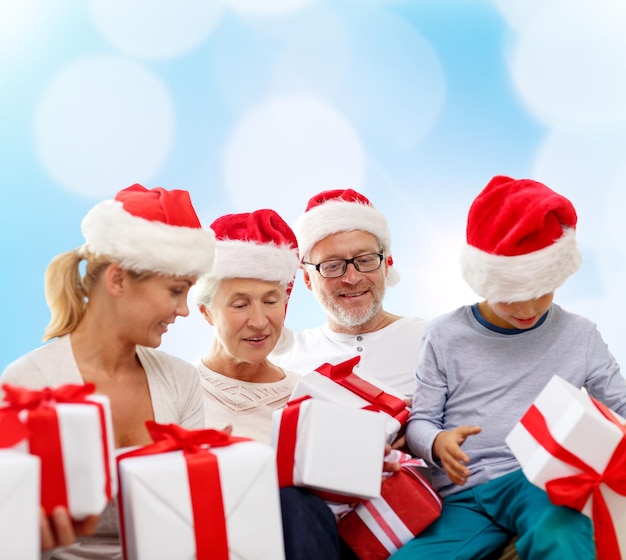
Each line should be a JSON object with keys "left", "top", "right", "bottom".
{"left": 315, "top": 357, "right": 409, "bottom": 424}
{"left": 2, "top": 383, "right": 97, "bottom": 409}
{"left": 0, "top": 383, "right": 98, "bottom": 447}
{"left": 142, "top": 421, "right": 249, "bottom": 453}
{"left": 521, "top": 399, "right": 626, "bottom": 560}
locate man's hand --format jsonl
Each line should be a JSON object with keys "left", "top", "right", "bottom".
{"left": 382, "top": 443, "right": 402, "bottom": 474}
{"left": 432, "top": 425, "right": 482, "bottom": 486}
{"left": 40, "top": 506, "right": 100, "bottom": 551}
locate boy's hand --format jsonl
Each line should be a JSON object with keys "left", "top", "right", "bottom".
{"left": 432, "top": 426, "right": 482, "bottom": 486}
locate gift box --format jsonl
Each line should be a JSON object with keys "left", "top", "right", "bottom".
{"left": 0, "top": 383, "right": 117, "bottom": 519}
{"left": 272, "top": 396, "right": 387, "bottom": 501}
{"left": 338, "top": 452, "right": 442, "bottom": 560}
{"left": 117, "top": 421, "right": 285, "bottom": 560}
{"left": 0, "top": 449, "right": 41, "bottom": 560}
{"left": 505, "top": 374, "right": 626, "bottom": 560}
{"left": 290, "top": 356, "right": 410, "bottom": 443}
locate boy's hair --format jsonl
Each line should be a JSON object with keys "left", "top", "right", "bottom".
{"left": 460, "top": 175, "right": 581, "bottom": 303}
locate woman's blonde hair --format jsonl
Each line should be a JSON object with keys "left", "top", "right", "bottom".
{"left": 42, "top": 250, "right": 110, "bottom": 341}
{"left": 43, "top": 249, "right": 153, "bottom": 341}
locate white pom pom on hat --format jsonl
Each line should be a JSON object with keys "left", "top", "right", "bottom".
{"left": 293, "top": 188, "right": 400, "bottom": 286}
{"left": 460, "top": 175, "right": 582, "bottom": 303}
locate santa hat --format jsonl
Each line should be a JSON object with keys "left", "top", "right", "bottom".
{"left": 81, "top": 183, "right": 215, "bottom": 277}
{"left": 460, "top": 175, "right": 582, "bottom": 303}
{"left": 293, "top": 189, "right": 399, "bottom": 286}
{"left": 206, "top": 209, "right": 299, "bottom": 285}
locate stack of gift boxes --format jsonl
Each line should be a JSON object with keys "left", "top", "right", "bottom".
{"left": 3, "top": 366, "right": 624, "bottom": 559}
{"left": 0, "top": 383, "right": 286, "bottom": 560}
{"left": 271, "top": 356, "right": 443, "bottom": 559}
{"left": 0, "top": 358, "right": 443, "bottom": 560}
{"left": 0, "top": 383, "right": 116, "bottom": 559}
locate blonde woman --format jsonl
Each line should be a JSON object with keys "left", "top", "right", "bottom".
{"left": 2, "top": 184, "right": 215, "bottom": 558}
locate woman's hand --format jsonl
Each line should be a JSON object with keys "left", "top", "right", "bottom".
{"left": 40, "top": 506, "right": 100, "bottom": 551}
{"left": 432, "top": 425, "right": 482, "bottom": 486}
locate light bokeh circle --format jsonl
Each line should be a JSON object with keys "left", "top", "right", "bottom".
{"left": 35, "top": 55, "right": 174, "bottom": 198}
{"left": 493, "top": 0, "right": 558, "bottom": 31}
{"left": 224, "top": 0, "right": 313, "bottom": 17}
{"left": 341, "top": 8, "right": 446, "bottom": 152}
{"left": 223, "top": 95, "right": 366, "bottom": 218}
{"left": 510, "top": 1, "right": 626, "bottom": 128}
{"left": 89, "top": 0, "right": 224, "bottom": 59}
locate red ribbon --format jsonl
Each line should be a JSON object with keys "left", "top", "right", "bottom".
{"left": 275, "top": 396, "right": 310, "bottom": 488}
{"left": 520, "top": 399, "right": 626, "bottom": 560}
{"left": 0, "top": 409, "right": 29, "bottom": 447}
{"left": 0, "top": 383, "right": 114, "bottom": 515}
{"left": 117, "top": 421, "right": 250, "bottom": 560}
{"left": 315, "top": 356, "right": 409, "bottom": 425}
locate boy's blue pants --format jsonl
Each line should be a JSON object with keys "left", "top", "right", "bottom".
{"left": 390, "top": 469, "right": 595, "bottom": 560}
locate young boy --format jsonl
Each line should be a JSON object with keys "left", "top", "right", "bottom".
{"left": 392, "top": 176, "right": 626, "bottom": 559}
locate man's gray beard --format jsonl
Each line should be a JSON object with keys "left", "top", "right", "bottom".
{"left": 318, "top": 286, "right": 384, "bottom": 329}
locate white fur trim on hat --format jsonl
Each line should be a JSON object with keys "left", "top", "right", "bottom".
{"left": 81, "top": 199, "right": 215, "bottom": 277}
{"left": 210, "top": 239, "right": 300, "bottom": 284}
{"left": 460, "top": 228, "right": 581, "bottom": 303}
{"left": 294, "top": 199, "right": 399, "bottom": 286}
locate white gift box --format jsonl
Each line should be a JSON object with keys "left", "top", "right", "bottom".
{"left": 506, "top": 374, "right": 626, "bottom": 558}
{"left": 118, "top": 439, "right": 285, "bottom": 560}
{"left": 271, "top": 398, "right": 387, "bottom": 500}
{"left": 0, "top": 449, "right": 40, "bottom": 560}
{"left": 19, "top": 394, "right": 117, "bottom": 519}
{"left": 290, "top": 358, "right": 409, "bottom": 443}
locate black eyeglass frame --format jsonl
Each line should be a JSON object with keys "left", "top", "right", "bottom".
{"left": 302, "top": 252, "right": 385, "bottom": 278}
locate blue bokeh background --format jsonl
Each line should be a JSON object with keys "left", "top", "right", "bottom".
{"left": 2, "top": 0, "right": 626, "bottom": 373}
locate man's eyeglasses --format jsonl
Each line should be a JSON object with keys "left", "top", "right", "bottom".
{"left": 302, "top": 253, "right": 384, "bottom": 279}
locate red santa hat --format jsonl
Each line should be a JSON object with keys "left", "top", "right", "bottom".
{"left": 80, "top": 183, "right": 215, "bottom": 277}
{"left": 206, "top": 209, "right": 300, "bottom": 286}
{"left": 293, "top": 189, "right": 400, "bottom": 286}
{"left": 460, "top": 175, "right": 582, "bottom": 302}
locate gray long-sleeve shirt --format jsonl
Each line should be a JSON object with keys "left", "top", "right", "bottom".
{"left": 406, "top": 303, "right": 626, "bottom": 497}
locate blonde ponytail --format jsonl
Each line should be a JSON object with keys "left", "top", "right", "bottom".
{"left": 42, "top": 250, "right": 109, "bottom": 341}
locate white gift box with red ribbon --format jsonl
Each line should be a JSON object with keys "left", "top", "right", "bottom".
{"left": 271, "top": 396, "right": 387, "bottom": 501}
{"left": 290, "top": 356, "right": 410, "bottom": 443}
{"left": 338, "top": 452, "right": 442, "bottom": 560}
{"left": 0, "top": 383, "right": 117, "bottom": 520}
{"left": 506, "top": 374, "right": 626, "bottom": 560}
{"left": 117, "top": 422, "right": 285, "bottom": 560}
{"left": 0, "top": 449, "right": 40, "bottom": 560}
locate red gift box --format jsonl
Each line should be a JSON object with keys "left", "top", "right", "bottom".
{"left": 338, "top": 455, "right": 442, "bottom": 559}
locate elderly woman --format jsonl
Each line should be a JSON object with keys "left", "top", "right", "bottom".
{"left": 194, "top": 209, "right": 347, "bottom": 560}
{"left": 1, "top": 184, "right": 215, "bottom": 558}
